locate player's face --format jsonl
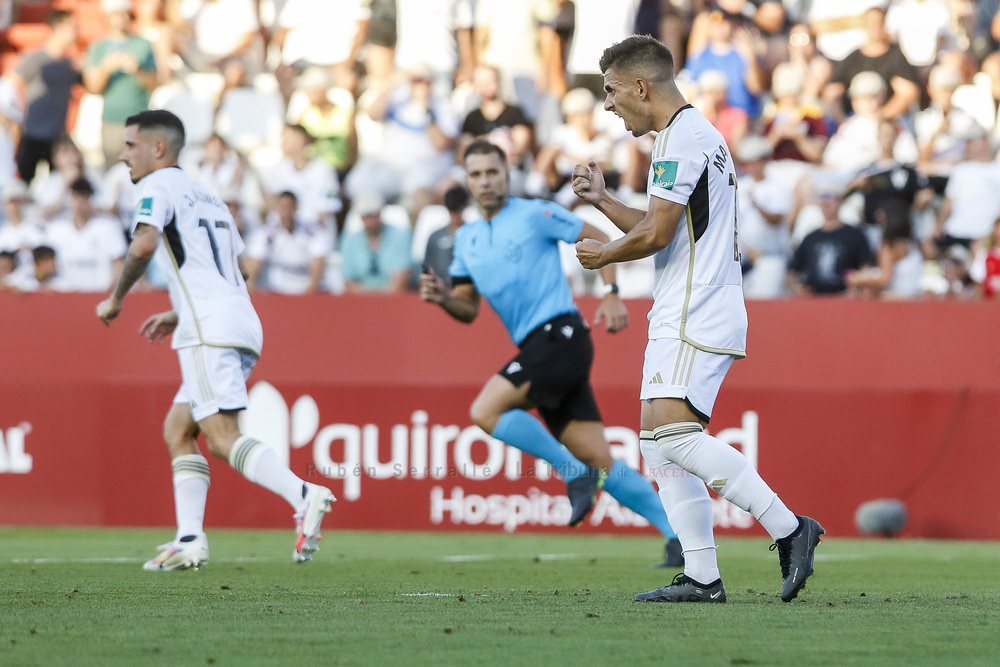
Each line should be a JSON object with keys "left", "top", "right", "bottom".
{"left": 465, "top": 151, "right": 509, "bottom": 216}
{"left": 603, "top": 67, "right": 650, "bottom": 137}
{"left": 120, "top": 125, "right": 154, "bottom": 183}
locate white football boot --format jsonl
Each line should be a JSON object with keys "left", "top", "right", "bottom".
{"left": 143, "top": 533, "right": 209, "bottom": 571}
{"left": 294, "top": 483, "right": 337, "bottom": 563}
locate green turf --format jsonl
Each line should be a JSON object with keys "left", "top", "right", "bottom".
{"left": 1, "top": 528, "right": 998, "bottom": 666}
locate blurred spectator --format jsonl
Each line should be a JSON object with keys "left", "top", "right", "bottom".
{"left": 928, "top": 244, "right": 975, "bottom": 298}
{"left": 914, "top": 63, "right": 983, "bottom": 176}
{"left": 340, "top": 192, "right": 413, "bottom": 293}
{"left": 694, "top": 69, "right": 749, "bottom": 150}
{"left": 133, "top": 0, "right": 176, "bottom": 86}
{"left": 221, "top": 186, "right": 253, "bottom": 239}
{"left": 260, "top": 124, "right": 342, "bottom": 231}
{"left": 168, "top": 0, "right": 261, "bottom": 93}
{"left": 292, "top": 67, "right": 358, "bottom": 177}
{"left": 363, "top": 0, "right": 398, "bottom": 89}
{"left": 884, "top": 0, "right": 955, "bottom": 74}
{"left": 527, "top": 88, "right": 617, "bottom": 209}
{"left": 394, "top": 0, "right": 476, "bottom": 93}
{"left": 845, "top": 200, "right": 926, "bottom": 298}
{"left": 2, "top": 245, "right": 59, "bottom": 293}
{"left": 272, "top": 0, "right": 370, "bottom": 98}
{"left": 474, "top": 0, "right": 561, "bottom": 125}
{"left": 44, "top": 178, "right": 127, "bottom": 292}
{"left": 735, "top": 135, "right": 792, "bottom": 299}
{"left": 0, "top": 81, "right": 22, "bottom": 187}
{"left": 245, "top": 191, "right": 331, "bottom": 294}
{"left": 931, "top": 127, "right": 1000, "bottom": 257}
{"left": 847, "top": 119, "right": 935, "bottom": 248}
{"left": 687, "top": 0, "right": 787, "bottom": 77}
{"left": 970, "top": 218, "right": 1000, "bottom": 298}
{"left": 761, "top": 62, "right": 829, "bottom": 165}
{"left": 193, "top": 134, "right": 245, "bottom": 203}
{"left": 0, "top": 250, "right": 16, "bottom": 286}
{"left": 346, "top": 66, "right": 459, "bottom": 216}
{"left": 4, "top": 9, "right": 81, "bottom": 184}
{"left": 31, "top": 137, "right": 104, "bottom": 223}
{"left": 565, "top": 0, "right": 641, "bottom": 99}
{"left": 784, "top": 22, "right": 833, "bottom": 103}
{"left": 84, "top": 0, "right": 158, "bottom": 170}
{"left": 0, "top": 180, "right": 44, "bottom": 268}
{"left": 821, "top": 5, "right": 921, "bottom": 124}
{"left": 788, "top": 179, "right": 875, "bottom": 295}
{"left": 822, "top": 72, "right": 917, "bottom": 176}
{"left": 683, "top": 9, "right": 763, "bottom": 118}
{"left": 457, "top": 65, "right": 534, "bottom": 174}
{"left": 421, "top": 184, "right": 469, "bottom": 282}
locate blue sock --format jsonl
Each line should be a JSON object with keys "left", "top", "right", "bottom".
{"left": 492, "top": 410, "right": 587, "bottom": 482}
{"left": 603, "top": 460, "right": 677, "bottom": 539}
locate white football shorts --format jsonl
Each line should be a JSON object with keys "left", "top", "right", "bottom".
{"left": 174, "top": 345, "right": 259, "bottom": 422}
{"left": 639, "top": 337, "right": 735, "bottom": 421}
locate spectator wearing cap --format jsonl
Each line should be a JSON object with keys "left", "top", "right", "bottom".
{"left": 0, "top": 180, "right": 45, "bottom": 269}
{"left": 44, "top": 178, "right": 127, "bottom": 292}
{"left": 931, "top": 127, "right": 1000, "bottom": 258}
{"left": 735, "top": 135, "right": 792, "bottom": 299}
{"left": 340, "top": 192, "right": 414, "bottom": 294}
{"left": 259, "top": 124, "right": 343, "bottom": 233}
{"left": 694, "top": 69, "right": 749, "bottom": 150}
{"left": 914, "top": 64, "right": 985, "bottom": 176}
{"left": 761, "top": 62, "right": 829, "bottom": 165}
{"left": 527, "top": 88, "right": 620, "bottom": 209}
{"left": 2, "top": 9, "right": 81, "bottom": 184}
{"left": 787, "top": 178, "right": 875, "bottom": 295}
{"left": 244, "top": 191, "right": 332, "bottom": 295}
{"left": 821, "top": 71, "right": 918, "bottom": 176}
{"left": 683, "top": 9, "right": 763, "bottom": 118}
{"left": 821, "top": 5, "right": 921, "bottom": 124}
{"left": 83, "top": 0, "right": 158, "bottom": 170}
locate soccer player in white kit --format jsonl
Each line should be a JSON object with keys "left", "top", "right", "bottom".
{"left": 96, "top": 110, "right": 336, "bottom": 570}
{"left": 573, "top": 35, "right": 824, "bottom": 603}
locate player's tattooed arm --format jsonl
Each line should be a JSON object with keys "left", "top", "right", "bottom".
{"left": 97, "top": 224, "right": 160, "bottom": 325}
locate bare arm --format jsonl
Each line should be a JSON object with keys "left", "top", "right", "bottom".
{"left": 305, "top": 256, "right": 325, "bottom": 293}
{"left": 419, "top": 268, "right": 480, "bottom": 323}
{"left": 882, "top": 77, "right": 921, "bottom": 120}
{"left": 578, "top": 222, "right": 629, "bottom": 333}
{"left": 576, "top": 195, "right": 686, "bottom": 268}
{"left": 96, "top": 223, "right": 160, "bottom": 324}
{"left": 572, "top": 160, "right": 646, "bottom": 234}
{"left": 244, "top": 256, "right": 263, "bottom": 291}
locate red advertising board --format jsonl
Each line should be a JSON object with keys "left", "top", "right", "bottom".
{"left": 1, "top": 292, "right": 998, "bottom": 539}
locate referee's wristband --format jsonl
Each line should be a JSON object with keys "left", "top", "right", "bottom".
{"left": 601, "top": 283, "right": 619, "bottom": 296}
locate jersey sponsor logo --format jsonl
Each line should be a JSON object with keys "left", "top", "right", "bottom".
{"left": 652, "top": 160, "right": 678, "bottom": 190}
{"left": 137, "top": 197, "right": 153, "bottom": 216}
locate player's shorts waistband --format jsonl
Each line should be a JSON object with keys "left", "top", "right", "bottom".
{"left": 518, "top": 311, "right": 585, "bottom": 349}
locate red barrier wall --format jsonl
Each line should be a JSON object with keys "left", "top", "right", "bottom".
{"left": 1, "top": 292, "right": 998, "bottom": 539}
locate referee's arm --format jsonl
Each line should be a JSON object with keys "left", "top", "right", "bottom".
{"left": 419, "top": 270, "right": 480, "bottom": 324}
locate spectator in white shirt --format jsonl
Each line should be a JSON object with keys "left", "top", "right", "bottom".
{"left": 45, "top": 178, "right": 127, "bottom": 292}
{"left": 244, "top": 191, "right": 331, "bottom": 294}
{"left": 260, "top": 124, "right": 343, "bottom": 232}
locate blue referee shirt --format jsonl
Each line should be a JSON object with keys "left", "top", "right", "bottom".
{"left": 449, "top": 197, "right": 584, "bottom": 345}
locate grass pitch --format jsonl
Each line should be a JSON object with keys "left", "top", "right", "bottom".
{"left": 2, "top": 528, "right": 999, "bottom": 666}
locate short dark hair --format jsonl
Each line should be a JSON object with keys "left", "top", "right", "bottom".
{"left": 125, "top": 109, "right": 186, "bottom": 156}
{"left": 463, "top": 139, "right": 506, "bottom": 166}
{"left": 599, "top": 35, "right": 675, "bottom": 84}
{"left": 69, "top": 177, "right": 94, "bottom": 196}
{"left": 48, "top": 9, "right": 73, "bottom": 28}
{"left": 284, "top": 123, "right": 314, "bottom": 142}
{"left": 277, "top": 191, "right": 298, "bottom": 203}
{"left": 32, "top": 245, "right": 56, "bottom": 263}
{"left": 0, "top": 250, "right": 16, "bottom": 264}
{"left": 443, "top": 185, "right": 469, "bottom": 213}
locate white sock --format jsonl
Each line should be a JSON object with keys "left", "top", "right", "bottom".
{"left": 172, "top": 454, "right": 209, "bottom": 541}
{"left": 641, "top": 432, "right": 719, "bottom": 584}
{"left": 653, "top": 423, "right": 799, "bottom": 541}
{"left": 229, "top": 435, "right": 306, "bottom": 510}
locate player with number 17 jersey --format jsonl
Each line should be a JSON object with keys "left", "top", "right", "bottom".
{"left": 132, "top": 167, "right": 263, "bottom": 355}
{"left": 647, "top": 105, "right": 747, "bottom": 358}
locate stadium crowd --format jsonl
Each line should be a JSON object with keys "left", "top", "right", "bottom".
{"left": 2, "top": 0, "right": 1000, "bottom": 299}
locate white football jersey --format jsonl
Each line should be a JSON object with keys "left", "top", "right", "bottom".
{"left": 132, "top": 166, "right": 263, "bottom": 354}
{"left": 647, "top": 105, "right": 748, "bottom": 357}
